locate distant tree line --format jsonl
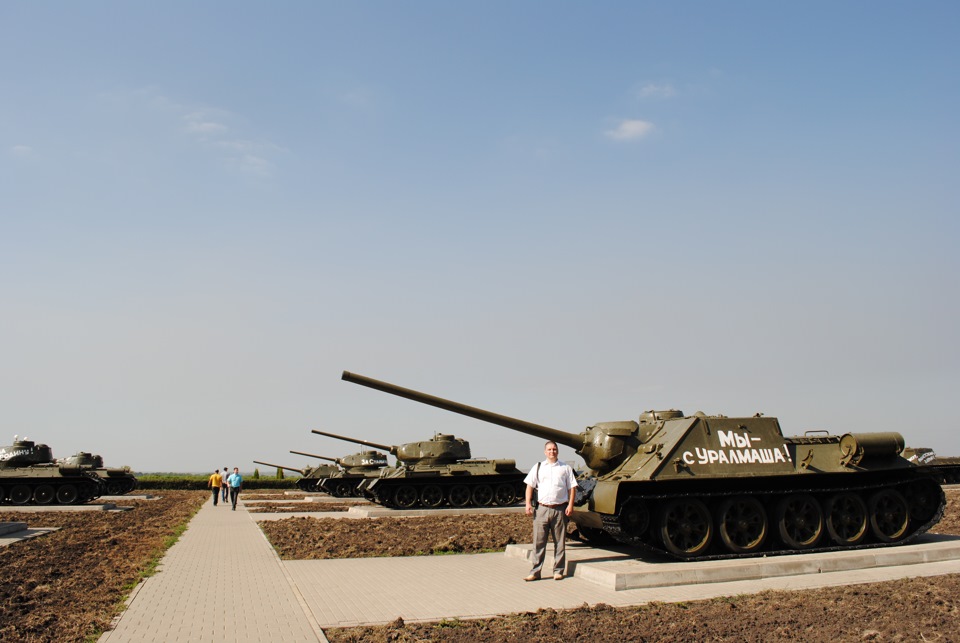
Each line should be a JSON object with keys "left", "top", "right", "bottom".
{"left": 135, "top": 473, "right": 298, "bottom": 491}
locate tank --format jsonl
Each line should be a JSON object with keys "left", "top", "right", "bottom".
{"left": 0, "top": 437, "right": 105, "bottom": 505}
{"left": 311, "top": 428, "right": 526, "bottom": 508}
{"left": 58, "top": 452, "right": 138, "bottom": 495}
{"left": 251, "top": 460, "right": 341, "bottom": 492}
{"left": 903, "top": 447, "right": 960, "bottom": 485}
{"left": 341, "top": 371, "right": 946, "bottom": 560}
{"left": 290, "top": 449, "right": 387, "bottom": 497}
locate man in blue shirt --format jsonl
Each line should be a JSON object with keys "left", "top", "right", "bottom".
{"left": 227, "top": 467, "right": 243, "bottom": 511}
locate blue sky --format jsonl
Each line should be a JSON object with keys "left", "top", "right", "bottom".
{"left": 1, "top": 2, "right": 957, "bottom": 473}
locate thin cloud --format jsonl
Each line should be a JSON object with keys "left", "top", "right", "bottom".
{"left": 214, "top": 139, "right": 282, "bottom": 177}
{"left": 10, "top": 145, "right": 33, "bottom": 157}
{"left": 230, "top": 153, "right": 271, "bottom": 176}
{"left": 183, "top": 112, "right": 228, "bottom": 135}
{"left": 99, "top": 87, "right": 282, "bottom": 177}
{"left": 605, "top": 119, "right": 654, "bottom": 141}
{"left": 638, "top": 83, "right": 676, "bottom": 99}
{"left": 338, "top": 89, "right": 376, "bottom": 109}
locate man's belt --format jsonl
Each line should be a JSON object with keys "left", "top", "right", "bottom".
{"left": 539, "top": 503, "right": 566, "bottom": 508}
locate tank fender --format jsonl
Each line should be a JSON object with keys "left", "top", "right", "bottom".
{"left": 589, "top": 479, "right": 620, "bottom": 515}
{"left": 569, "top": 509, "right": 603, "bottom": 529}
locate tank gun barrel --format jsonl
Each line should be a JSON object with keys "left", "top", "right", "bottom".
{"left": 289, "top": 450, "right": 337, "bottom": 463}
{"left": 311, "top": 429, "right": 397, "bottom": 454}
{"left": 252, "top": 460, "right": 304, "bottom": 474}
{"left": 341, "top": 371, "right": 583, "bottom": 450}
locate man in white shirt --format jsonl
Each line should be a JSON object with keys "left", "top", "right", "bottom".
{"left": 523, "top": 440, "right": 578, "bottom": 581}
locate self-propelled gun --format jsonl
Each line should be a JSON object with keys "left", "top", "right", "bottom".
{"left": 341, "top": 371, "right": 944, "bottom": 560}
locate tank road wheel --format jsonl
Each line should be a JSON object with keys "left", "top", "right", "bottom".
{"left": 494, "top": 483, "right": 517, "bottom": 506}
{"left": 334, "top": 481, "right": 353, "bottom": 498}
{"left": 717, "top": 496, "right": 768, "bottom": 554}
{"left": 448, "top": 484, "right": 471, "bottom": 508}
{"left": 825, "top": 492, "right": 868, "bottom": 546}
{"left": 393, "top": 485, "right": 419, "bottom": 509}
{"left": 619, "top": 499, "right": 651, "bottom": 537}
{"left": 79, "top": 482, "right": 99, "bottom": 502}
{"left": 775, "top": 494, "right": 824, "bottom": 549}
{"left": 471, "top": 484, "right": 494, "bottom": 507}
{"left": 10, "top": 485, "right": 32, "bottom": 505}
{"left": 868, "top": 489, "right": 910, "bottom": 543}
{"left": 902, "top": 478, "right": 943, "bottom": 523}
{"left": 659, "top": 498, "right": 714, "bottom": 558}
{"left": 34, "top": 485, "right": 55, "bottom": 505}
{"left": 106, "top": 481, "right": 124, "bottom": 495}
{"left": 56, "top": 485, "right": 79, "bottom": 505}
{"left": 420, "top": 485, "right": 444, "bottom": 508}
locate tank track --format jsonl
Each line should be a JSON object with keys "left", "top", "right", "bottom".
{"left": 97, "top": 472, "right": 138, "bottom": 495}
{"left": 360, "top": 474, "right": 527, "bottom": 510}
{"left": 924, "top": 463, "right": 960, "bottom": 485}
{"left": 0, "top": 472, "right": 104, "bottom": 506}
{"left": 598, "top": 473, "right": 945, "bottom": 561}
{"left": 318, "top": 477, "right": 367, "bottom": 497}
{"left": 296, "top": 477, "right": 323, "bottom": 492}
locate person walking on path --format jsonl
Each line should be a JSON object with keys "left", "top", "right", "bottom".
{"left": 208, "top": 469, "right": 222, "bottom": 506}
{"left": 221, "top": 467, "right": 230, "bottom": 502}
{"left": 523, "top": 440, "right": 578, "bottom": 581}
{"left": 227, "top": 467, "right": 243, "bottom": 510}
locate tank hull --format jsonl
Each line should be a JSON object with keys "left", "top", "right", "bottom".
{"left": 357, "top": 465, "right": 527, "bottom": 509}
{"left": 317, "top": 474, "right": 375, "bottom": 497}
{"left": 295, "top": 477, "right": 322, "bottom": 492}
{"left": 94, "top": 469, "right": 138, "bottom": 495}
{"left": 0, "top": 468, "right": 105, "bottom": 505}
{"left": 571, "top": 467, "right": 944, "bottom": 560}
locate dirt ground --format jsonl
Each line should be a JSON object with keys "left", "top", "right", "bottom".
{"left": 2, "top": 489, "right": 960, "bottom": 642}
{"left": 0, "top": 491, "right": 206, "bottom": 643}
{"left": 326, "top": 579, "right": 960, "bottom": 642}
{"left": 312, "top": 489, "right": 960, "bottom": 642}
{"left": 261, "top": 513, "right": 533, "bottom": 558}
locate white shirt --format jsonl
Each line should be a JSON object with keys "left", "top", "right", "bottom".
{"left": 523, "top": 459, "right": 578, "bottom": 505}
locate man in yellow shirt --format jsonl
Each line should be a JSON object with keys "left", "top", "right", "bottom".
{"left": 208, "top": 470, "right": 223, "bottom": 506}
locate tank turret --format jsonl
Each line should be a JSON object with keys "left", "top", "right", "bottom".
{"left": 290, "top": 449, "right": 388, "bottom": 471}
{"left": 0, "top": 438, "right": 55, "bottom": 467}
{"left": 310, "top": 429, "right": 471, "bottom": 466}
{"left": 341, "top": 371, "right": 945, "bottom": 559}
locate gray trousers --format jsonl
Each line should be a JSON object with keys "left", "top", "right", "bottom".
{"left": 530, "top": 505, "right": 568, "bottom": 576}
